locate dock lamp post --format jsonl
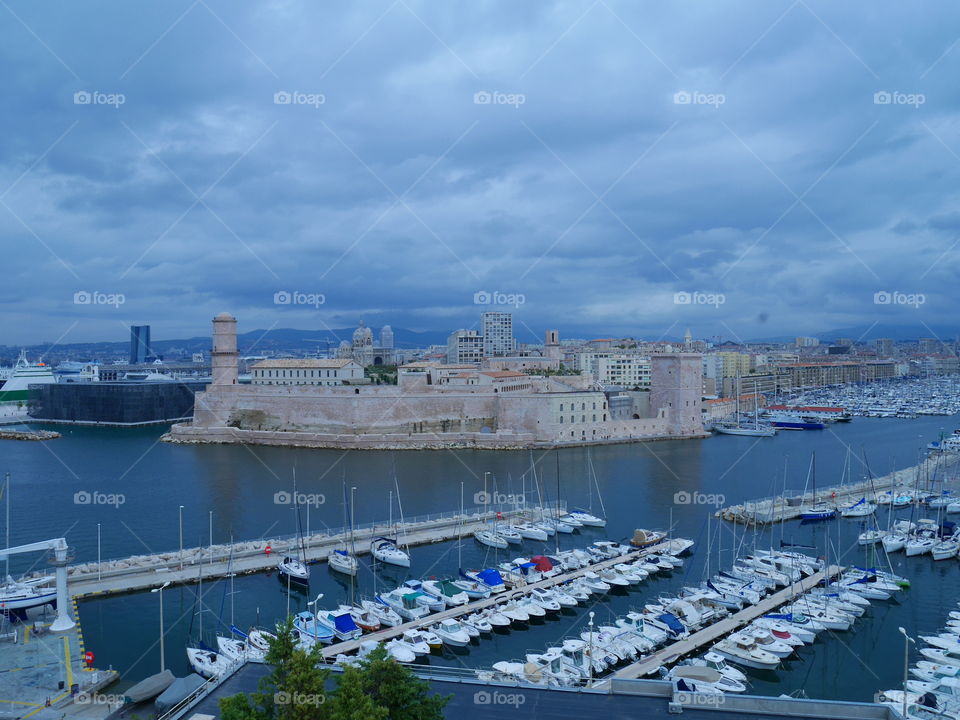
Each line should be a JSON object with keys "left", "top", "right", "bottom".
{"left": 898, "top": 626, "right": 915, "bottom": 719}
{"left": 587, "top": 611, "right": 595, "bottom": 688}
{"left": 152, "top": 581, "right": 171, "bottom": 672}
{"left": 178, "top": 505, "right": 184, "bottom": 571}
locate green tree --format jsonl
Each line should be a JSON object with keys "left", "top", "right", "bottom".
{"left": 325, "top": 664, "right": 388, "bottom": 720}
{"left": 219, "top": 617, "right": 330, "bottom": 720}
{"left": 355, "top": 645, "right": 448, "bottom": 720}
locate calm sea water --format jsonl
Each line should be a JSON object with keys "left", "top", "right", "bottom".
{"left": 3, "top": 415, "right": 958, "bottom": 701}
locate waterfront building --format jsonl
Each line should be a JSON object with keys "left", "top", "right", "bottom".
{"left": 575, "top": 352, "right": 651, "bottom": 388}
{"left": 481, "top": 311, "right": 515, "bottom": 357}
{"left": 171, "top": 314, "right": 705, "bottom": 448}
{"left": 251, "top": 358, "right": 366, "bottom": 386}
{"left": 129, "top": 325, "right": 151, "bottom": 364}
{"left": 919, "top": 337, "right": 945, "bottom": 355}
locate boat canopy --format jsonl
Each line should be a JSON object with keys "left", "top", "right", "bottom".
{"left": 476, "top": 568, "right": 505, "bottom": 587}
{"left": 335, "top": 549, "right": 348, "bottom": 556}
{"left": 531, "top": 555, "right": 553, "bottom": 572}
{"left": 657, "top": 613, "right": 685, "bottom": 634}
{"left": 155, "top": 674, "right": 206, "bottom": 713}
{"left": 333, "top": 613, "right": 359, "bottom": 633}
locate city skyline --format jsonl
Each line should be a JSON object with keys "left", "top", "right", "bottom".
{"left": 2, "top": 3, "right": 959, "bottom": 345}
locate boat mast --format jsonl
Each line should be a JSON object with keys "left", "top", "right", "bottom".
{"left": 4, "top": 473, "right": 9, "bottom": 579}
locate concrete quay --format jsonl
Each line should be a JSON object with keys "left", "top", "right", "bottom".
{"left": 26, "top": 507, "right": 536, "bottom": 599}
{"left": 716, "top": 454, "right": 958, "bottom": 525}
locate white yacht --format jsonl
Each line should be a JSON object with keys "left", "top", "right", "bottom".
{"left": 0, "top": 351, "right": 56, "bottom": 402}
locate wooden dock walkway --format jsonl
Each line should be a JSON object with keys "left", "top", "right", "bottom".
{"left": 598, "top": 564, "right": 842, "bottom": 682}
{"left": 321, "top": 538, "right": 692, "bottom": 659}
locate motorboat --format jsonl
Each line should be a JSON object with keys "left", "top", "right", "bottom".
{"left": 293, "top": 610, "right": 335, "bottom": 644}
{"left": 515, "top": 593, "right": 547, "bottom": 618}
{"left": 370, "top": 537, "right": 410, "bottom": 567}
{"left": 454, "top": 570, "right": 497, "bottom": 598}
{"left": 343, "top": 604, "right": 381, "bottom": 632}
{"left": 401, "top": 580, "right": 445, "bottom": 612}
{"left": 375, "top": 589, "right": 432, "bottom": 621}
{"left": 361, "top": 598, "right": 402, "bottom": 627}
{"left": 668, "top": 665, "right": 747, "bottom": 694}
{"left": 462, "top": 612, "right": 494, "bottom": 633}
{"left": 598, "top": 568, "right": 631, "bottom": 588}
{"left": 421, "top": 578, "right": 470, "bottom": 607}
{"left": 558, "top": 638, "right": 607, "bottom": 678}
{"left": 431, "top": 618, "right": 472, "bottom": 647}
{"left": 383, "top": 638, "right": 419, "bottom": 662}
{"left": 399, "top": 630, "right": 431, "bottom": 655}
{"left": 495, "top": 597, "right": 531, "bottom": 624}
{"left": 317, "top": 608, "right": 363, "bottom": 641}
{"left": 327, "top": 548, "right": 358, "bottom": 576}
{"left": 481, "top": 607, "right": 512, "bottom": 627}
{"left": 186, "top": 648, "right": 232, "bottom": 678}
{"left": 615, "top": 611, "right": 670, "bottom": 646}
{"left": 630, "top": 528, "right": 667, "bottom": 547}
{"left": 581, "top": 572, "right": 611, "bottom": 593}
{"left": 498, "top": 526, "right": 523, "bottom": 545}
{"left": 526, "top": 588, "right": 561, "bottom": 613}
{"left": 749, "top": 628, "right": 797, "bottom": 656}
{"left": 711, "top": 633, "right": 780, "bottom": 670}
{"left": 680, "top": 651, "right": 749, "bottom": 684}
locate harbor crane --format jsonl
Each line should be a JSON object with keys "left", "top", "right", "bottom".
{"left": 0, "top": 537, "right": 74, "bottom": 631}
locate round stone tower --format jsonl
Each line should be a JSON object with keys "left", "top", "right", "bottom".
{"left": 211, "top": 312, "right": 238, "bottom": 385}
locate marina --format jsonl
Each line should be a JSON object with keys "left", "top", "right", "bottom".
{"left": 3, "top": 412, "right": 960, "bottom": 715}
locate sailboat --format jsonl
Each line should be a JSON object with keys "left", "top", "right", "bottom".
{"left": 328, "top": 481, "right": 358, "bottom": 576}
{"left": 474, "top": 472, "right": 509, "bottom": 548}
{"left": 799, "top": 454, "right": 837, "bottom": 521}
{"left": 278, "top": 471, "right": 310, "bottom": 585}
{"left": 0, "top": 474, "right": 58, "bottom": 614}
{"left": 714, "top": 379, "right": 777, "bottom": 436}
{"left": 187, "top": 566, "right": 232, "bottom": 678}
{"left": 840, "top": 450, "right": 877, "bottom": 517}
{"left": 370, "top": 486, "right": 410, "bottom": 567}
{"left": 566, "top": 451, "right": 607, "bottom": 527}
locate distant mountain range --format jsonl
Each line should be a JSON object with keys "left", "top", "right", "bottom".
{"left": 3, "top": 322, "right": 954, "bottom": 364}
{"left": 0, "top": 327, "right": 452, "bottom": 362}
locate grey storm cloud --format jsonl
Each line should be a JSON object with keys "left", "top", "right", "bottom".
{"left": 1, "top": 0, "right": 960, "bottom": 346}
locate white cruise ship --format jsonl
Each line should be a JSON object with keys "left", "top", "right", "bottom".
{"left": 0, "top": 350, "right": 57, "bottom": 402}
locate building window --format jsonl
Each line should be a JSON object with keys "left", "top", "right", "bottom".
{"left": 559, "top": 416, "right": 564, "bottom": 424}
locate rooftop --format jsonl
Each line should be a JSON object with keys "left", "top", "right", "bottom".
{"left": 252, "top": 358, "right": 357, "bottom": 369}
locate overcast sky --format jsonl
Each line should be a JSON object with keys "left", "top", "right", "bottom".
{"left": 2, "top": 1, "right": 958, "bottom": 348}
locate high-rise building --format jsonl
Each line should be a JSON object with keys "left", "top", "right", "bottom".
{"left": 481, "top": 311, "right": 514, "bottom": 357}
{"left": 130, "top": 325, "right": 152, "bottom": 364}
{"left": 874, "top": 338, "right": 895, "bottom": 356}
{"left": 380, "top": 325, "right": 394, "bottom": 349}
{"left": 919, "top": 338, "right": 942, "bottom": 355}
{"left": 794, "top": 336, "right": 820, "bottom": 348}
{"left": 447, "top": 329, "right": 483, "bottom": 364}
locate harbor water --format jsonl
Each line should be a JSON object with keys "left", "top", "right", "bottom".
{"left": 2, "top": 414, "right": 959, "bottom": 702}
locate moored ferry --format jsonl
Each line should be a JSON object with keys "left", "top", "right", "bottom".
{"left": 0, "top": 350, "right": 56, "bottom": 403}
{"left": 766, "top": 405, "right": 851, "bottom": 422}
